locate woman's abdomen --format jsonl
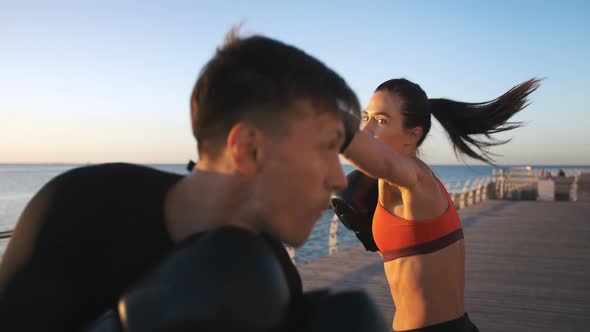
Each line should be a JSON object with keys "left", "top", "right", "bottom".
{"left": 384, "top": 239, "right": 465, "bottom": 331}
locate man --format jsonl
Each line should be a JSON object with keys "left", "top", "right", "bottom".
{"left": 0, "top": 29, "right": 379, "bottom": 331}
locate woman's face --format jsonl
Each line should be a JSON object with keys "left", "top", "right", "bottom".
{"left": 361, "top": 91, "right": 418, "bottom": 154}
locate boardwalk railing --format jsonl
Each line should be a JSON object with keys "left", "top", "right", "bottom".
{"left": 443, "top": 176, "right": 496, "bottom": 209}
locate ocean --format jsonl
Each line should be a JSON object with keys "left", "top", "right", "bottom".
{"left": 0, "top": 163, "right": 587, "bottom": 263}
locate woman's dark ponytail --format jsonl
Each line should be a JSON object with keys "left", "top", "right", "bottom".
{"left": 428, "top": 78, "right": 541, "bottom": 163}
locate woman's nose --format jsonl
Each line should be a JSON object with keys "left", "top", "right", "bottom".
{"left": 361, "top": 118, "right": 375, "bottom": 135}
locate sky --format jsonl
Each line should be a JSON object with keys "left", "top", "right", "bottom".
{"left": 1, "top": 0, "right": 589, "bottom": 165}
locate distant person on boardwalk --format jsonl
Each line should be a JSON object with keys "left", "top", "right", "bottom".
{"left": 0, "top": 29, "right": 389, "bottom": 332}
{"left": 333, "top": 78, "right": 541, "bottom": 331}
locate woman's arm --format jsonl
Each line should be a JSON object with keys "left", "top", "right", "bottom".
{"left": 342, "top": 130, "right": 424, "bottom": 189}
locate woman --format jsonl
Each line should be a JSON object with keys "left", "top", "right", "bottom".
{"left": 341, "top": 78, "right": 540, "bottom": 331}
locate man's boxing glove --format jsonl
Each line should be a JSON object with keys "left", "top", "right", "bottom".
{"left": 86, "top": 227, "right": 291, "bottom": 332}
{"left": 330, "top": 170, "right": 379, "bottom": 252}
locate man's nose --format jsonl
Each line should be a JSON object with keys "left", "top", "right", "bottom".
{"left": 329, "top": 163, "right": 348, "bottom": 193}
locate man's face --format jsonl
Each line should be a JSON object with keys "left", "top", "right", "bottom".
{"left": 255, "top": 101, "right": 348, "bottom": 247}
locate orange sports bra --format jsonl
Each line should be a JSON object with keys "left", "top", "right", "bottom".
{"left": 372, "top": 176, "right": 464, "bottom": 262}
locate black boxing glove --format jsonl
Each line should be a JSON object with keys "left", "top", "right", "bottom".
{"left": 330, "top": 170, "right": 379, "bottom": 252}
{"left": 84, "top": 290, "right": 390, "bottom": 332}
{"left": 86, "top": 227, "right": 291, "bottom": 332}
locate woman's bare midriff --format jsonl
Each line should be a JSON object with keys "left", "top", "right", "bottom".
{"left": 384, "top": 239, "right": 465, "bottom": 331}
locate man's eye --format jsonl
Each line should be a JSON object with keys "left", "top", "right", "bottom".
{"left": 377, "top": 118, "right": 387, "bottom": 124}
{"left": 361, "top": 116, "right": 369, "bottom": 122}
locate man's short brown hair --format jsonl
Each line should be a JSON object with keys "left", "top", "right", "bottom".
{"left": 190, "top": 28, "right": 360, "bottom": 159}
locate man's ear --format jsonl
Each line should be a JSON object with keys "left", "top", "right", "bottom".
{"left": 226, "top": 123, "right": 263, "bottom": 175}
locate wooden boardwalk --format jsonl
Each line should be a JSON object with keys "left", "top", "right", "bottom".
{"left": 299, "top": 174, "right": 590, "bottom": 331}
